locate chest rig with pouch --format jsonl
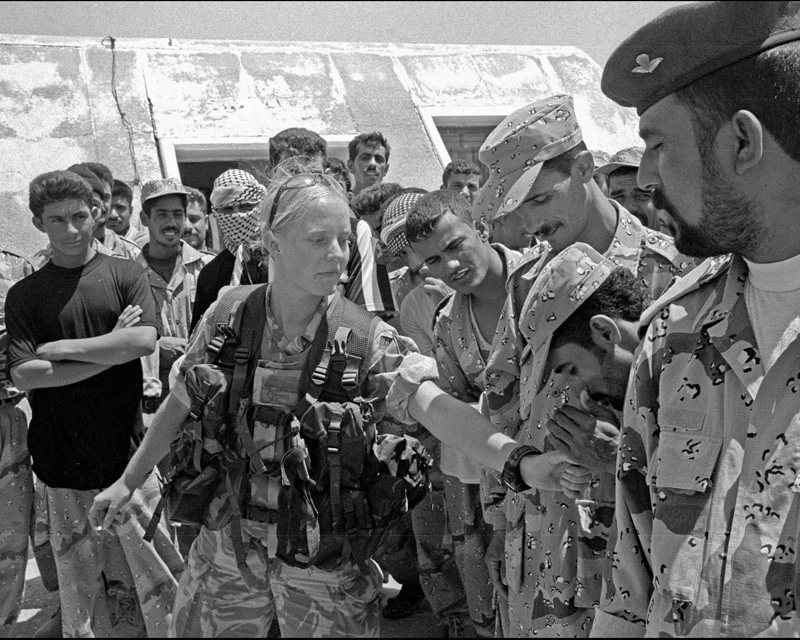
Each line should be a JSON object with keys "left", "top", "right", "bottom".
{"left": 146, "top": 284, "right": 431, "bottom": 576}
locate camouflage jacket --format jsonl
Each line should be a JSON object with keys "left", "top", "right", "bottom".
{"left": 595, "top": 253, "right": 800, "bottom": 637}
{"left": 433, "top": 244, "right": 522, "bottom": 483}
{"left": 0, "top": 249, "right": 34, "bottom": 401}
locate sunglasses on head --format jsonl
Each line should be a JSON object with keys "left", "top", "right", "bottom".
{"left": 268, "top": 172, "right": 340, "bottom": 228}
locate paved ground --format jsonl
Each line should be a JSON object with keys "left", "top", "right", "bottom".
{"left": 10, "top": 549, "right": 441, "bottom": 638}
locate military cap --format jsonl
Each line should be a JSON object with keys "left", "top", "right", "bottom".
{"left": 594, "top": 147, "right": 644, "bottom": 176}
{"left": 66, "top": 165, "right": 104, "bottom": 196}
{"left": 518, "top": 243, "right": 618, "bottom": 393}
{"left": 590, "top": 150, "right": 612, "bottom": 171}
{"left": 602, "top": 1, "right": 800, "bottom": 114}
{"left": 473, "top": 95, "right": 583, "bottom": 224}
{"left": 141, "top": 177, "right": 188, "bottom": 208}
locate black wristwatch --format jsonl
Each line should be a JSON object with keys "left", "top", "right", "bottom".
{"left": 500, "top": 445, "right": 538, "bottom": 493}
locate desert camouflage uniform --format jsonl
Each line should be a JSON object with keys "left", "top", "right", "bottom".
{"left": 433, "top": 244, "right": 522, "bottom": 635}
{"left": 483, "top": 206, "right": 697, "bottom": 637}
{"left": 0, "top": 249, "right": 34, "bottom": 637}
{"left": 168, "top": 285, "right": 432, "bottom": 638}
{"left": 43, "top": 472, "right": 185, "bottom": 637}
{"left": 593, "top": 253, "right": 800, "bottom": 637}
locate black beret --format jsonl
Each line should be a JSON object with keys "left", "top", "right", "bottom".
{"left": 602, "top": 1, "right": 800, "bottom": 115}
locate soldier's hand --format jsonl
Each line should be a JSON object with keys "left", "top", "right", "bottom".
{"left": 546, "top": 396, "right": 620, "bottom": 475}
{"left": 113, "top": 305, "right": 143, "bottom": 331}
{"left": 484, "top": 528, "right": 508, "bottom": 601}
{"left": 558, "top": 462, "right": 593, "bottom": 500}
{"left": 89, "top": 480, "right": 134, "bottom": 531}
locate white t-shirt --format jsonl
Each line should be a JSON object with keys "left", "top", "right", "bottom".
{"left": 743, "top": 253, "right": 800, "bottom": 373}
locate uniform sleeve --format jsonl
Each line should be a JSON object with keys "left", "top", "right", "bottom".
{"left": 168, "top": 300, "right": 220, "bottom": 409}
{"left": 594, "top": 311, "right": 666, "bottom": 635}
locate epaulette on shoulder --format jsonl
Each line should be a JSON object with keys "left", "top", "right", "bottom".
{"left": 431, "top": 290, "right": 456, "bottom": 334}
{"left": 640, "top": 228, "right": 681, "bottom": 263}
{"left": 638, "top": 254, "right": 732, "bottom": 337}
{"left": 506, "top": 241, "right": 551, "bottom": 287}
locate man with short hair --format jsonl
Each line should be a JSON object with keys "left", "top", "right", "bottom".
{"left": 5, "top": 170, "right": 183, "bottom": 637}
{"left": 441, "top": 159, "right": 482, "bottom": 205}
{"left": 408, "top": 190, "right": 523, "bottom": 638}
{"left": 473, "top": 94, "right": 696, "bottom": 637}
{"left": 108, "top": 179, "right": 139, "bottom": 242}
{"left": 324, "top": 157, "right": 352, "bottom": 193}
{"left": 594, "top": 147, "right": 660, "bottom": 230}
{"left": 594, "top": 2, "right": 800, "bottom": 635}
{"left": 0, "top": 247, "right": 35, "bottom": 638}
{"left": 348, "top": 132, "right": 390, "bottom": 195}
{"left": 182, "top": 186, "right": 213, "bottom": 252}
{"left": 269, "top": 127, "right": 327, "bottom": 173}
{"left": 351, "top": 182, "right": 404, "bottom": 237}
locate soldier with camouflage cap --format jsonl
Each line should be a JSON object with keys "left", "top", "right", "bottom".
{"left": 596, "top": 0, "right": 800, "bottom": 636}
{"left": 0, "top": 247, "right": 34, "bottom": 637}
{"left": 473, "top": 94, "right": 697, "bottom": 637}
{"left": 594, "top": 147, "right": 661, "bottom": 230}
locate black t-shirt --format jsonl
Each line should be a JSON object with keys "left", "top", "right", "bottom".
{"left": 5, "top": 253, "right": 158, "bottom": 490}
{"left": 190, "top": 248, "right": 270, "bottom": 333}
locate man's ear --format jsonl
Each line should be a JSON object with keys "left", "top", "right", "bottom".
{"left": 347, "top": 159, "right": 355, "bottom": 175}
{"left": 384, "top": 162, "right": 390, "bottom": 178}
{"left": 572, "top": 150, "right": 596, "bottom": 184}
{"left": 589, "top": 314, "right": 622, "bottom": 352}
{"left": 32, "top": 216, "right": 45, "bottom": 234}
{"left": 475, "top": 218, "right": 491, "bottom": 241}
{"left": 728, "top": 110, "right": 764, "bottom": 175}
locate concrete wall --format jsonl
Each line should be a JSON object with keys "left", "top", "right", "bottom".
{"left": 0, "top": 35, "right": 640, "bottom": 257}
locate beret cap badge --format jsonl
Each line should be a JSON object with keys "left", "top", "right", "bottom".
{"left": 632, "top": 53, "right": 663, "bottom": 74}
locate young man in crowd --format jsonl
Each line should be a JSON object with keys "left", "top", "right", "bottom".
{"left": 137, "top": 178, "right": 214, "bottom": 416}
{"left": 190, "top": 168, "right": 270, "bottom": 332}
{"left": 441, "top": 159, "right": 482, "bottom": 205}
{"left": 594, "top": 2, "right": 800, "bottom": 635}
{"left": 351, "top": 182, "right": 404, "bottom": 236}
{"left": 324, "top": 157, "right": 352, "bottom": 193}
{"left": 348, "top": 131, "right": 391, "bottom": 195}
{"left": 0, "top": 247, "right": 34, "bottom": 638}
{"left": 5, "top": 170, "right": 183, "bottom": 637}
{"left": 594, "top": 147, "right": 660, "bottom": 230}
{"left": 268, "top": 127, "right": 327, "bottom": 174}
{"left": 473, "top": 94, "right": 696, "bottom": 636}
{"left": 182, "top": 186, "right": 213, "bottom": 252}
{"left": 107, "top": 178, "right": 140, "bottom": 242}
{"left": 407, "top": 190, "right": 524, "bottom": 637}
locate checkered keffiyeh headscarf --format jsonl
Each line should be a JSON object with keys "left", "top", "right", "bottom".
{"left": 379, "top": 192, "right": 426, "bottom": 257}
{"left": 211, "top": 169, "right": 267, "bottom": 253}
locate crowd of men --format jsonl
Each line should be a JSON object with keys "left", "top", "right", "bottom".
{"left": 2, "top": 1, "right": 800, "bottom": 637}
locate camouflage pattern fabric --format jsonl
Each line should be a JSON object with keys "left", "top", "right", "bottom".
{"left": 433, "top": 243, "right": 523, "bottom": 633}
{"left": 0, "top": 249, "right": 35, "bottom": 637}
{"left": 0, "top": 398, "right": 33, "bottom": 638}
{"left": 44, "top": 473, "right": 183, "bottom": 638}
{"left": 171, "top": 523, "right": 383, "bottom": 638}
{"left": 482, "top": 206, "right": 697, "bottom": 636}
{"left": 596, "top": 253, "right": 800, "bottom": 636}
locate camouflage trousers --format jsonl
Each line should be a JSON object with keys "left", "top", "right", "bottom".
{"left": 171, "top": 523, "right": 383, "bottom": 638}
{"left": 0, "top": 397, "right": 33, "bottom": 638}
{"left": 43, "top": 472, "right": 184, "bottom": 638}
{"left": 413, "top": 475, "right": 495, "bottom": 633}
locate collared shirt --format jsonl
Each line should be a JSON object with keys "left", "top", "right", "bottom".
{"left": 434, "top": 244, "right": 522, "bottom": 483}
{"left": 31, "top": 228, "right": 140, "bottom": 270}
{"left": 480, "top": 206, "right": 698, "bottom": 632}
{"left": 137, "top": 241, "right": 214, "bottom": 398}
{"left": 168, "top": 284, "right": 430, "bottom": 543}
{"left": 595, "top": 253, "right": 800, "bottom": 637}
{"left": 0, "top": 249, "right": 34, "bottom": 401}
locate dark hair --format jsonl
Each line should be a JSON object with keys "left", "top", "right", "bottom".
{"left": 112, "top": 179, "right": 133, "bottom": 206}
{"left": 348, "top": 131, "right": 391, "bottom": 162}
{"left": 324, "top": 157, "right": 352, "bottom": 192}
{"left": 350, "top": 182, "right": 403, "bottom": 219}
{"left": 405, "top": 190, "right": 473, "bottom": 244}
{"left": 551, "top": 267, "right": 650, "bottom": 353}
{"left": 442, "top": 159, "right": 482, "bottom": 186}
{"left": 79, "top": 162, "right": 113, "bottom": 187}
{"left": 29, "top": 170, "right": 94, "bottom": 219}
{"left": 674, "top": 41, "right": 800, "bottom": 164}
{"left": 269, "top": 128, "right": 327, "bottom": 168}
{"left": 65, "top": 165, "right": 104, "bottom": 196}
{"left": 539, "top": 141, "right": 589, "bottom": 176}
{"left": 185, "top": 186, "right": 207, "bottom": 213}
